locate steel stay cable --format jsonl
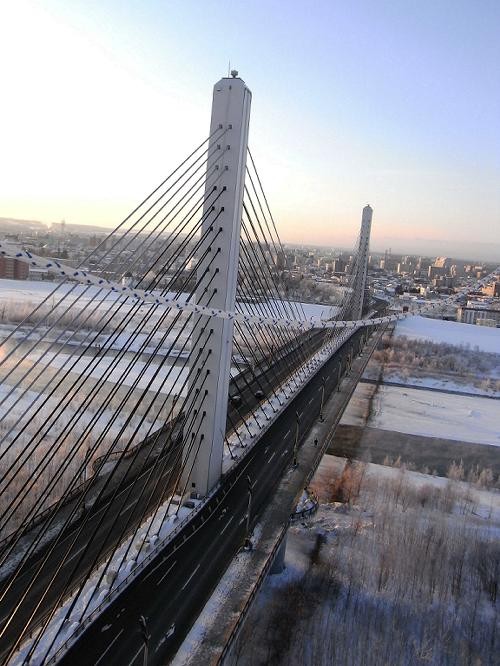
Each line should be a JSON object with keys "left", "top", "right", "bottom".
{"left": 169, "top": 228, "right": 223, "bottom": 302}
{"left": 141, "top": 185, "right": 225, "bottom": 293}
{"left": 232, "top": 286, "right": 295, "bottom": 405}
{"left": 0, "top": 299, "right": 180, "bottom": 556}
{"left": 3, "top": 290, "right": 209, "bottom": 586}
{"left": 245, "top": 148, "right": 306, "bottom": 321}
{"left": 0, "top": 157, "right": 220, "bottom": 392}
{"left": 0, "top": 172, "right": 216, "bottom": 425}
{"left": 0, "top": 217, "right": 218, "bottom": 524}
{"left": 0, "top": 242, "right": 222, "bottom": 545}
{"left": 0, "top": 230, "right": 222, "bottom": 566}
{"left": 235, "top": 258, "right": 302, "bottom": 395}
{"left": 94, "top": 138, "right": 221, "bottom": 274}
{"left": 0, "top": 249, "right": 215, "bottom": 534}
{"left": 88, "top": 128, "right": 223, "bottom": 266}
{"left": 0, "top": 249, "right": 222, "bottom": 612}
{"left": 17, "top": 390, "right": 211, "bottom": 663}
{"left": 243, "top": 166, "right": 301, "bottom": 317}
{"left": 237, "top": 234, "right": 301, "bottom": 356}
{"left": 128, "top": 360, "right": 216, "bottom": 564}
{"left": 238, "top": 231, "right": 309, "bottom": 382}
{"left": 234, "top": 269, "right": 298, "bottom": 397}
{"left": 232, "top": 321, "right": 284, "bottom": 409}
{"left": 0, "top": 243, "right": 221, "bottom": 550}
{"left": 101, "top": 320, "right": 218, "bottom": 576}
{"left": 0, "top": 192, "right": 222, "bottom": 469}
{"left": 243, "top": 181, "right": 305, "bottom": 322}
{"left": 236, "top": 251, "right": 304, "bottom": 393}
{"left": 26, "top": 337, "right": 216, "bottom": 662}
{"left": 241, "top": 201, "right": 302, "bottom": 325}
{"left": 46, "top": 321, "right": 374, "bottom": 666}
{"left": 246, "top": 146, "right": 307, "bottom": 321}
{"left": 0, "top": 312, "right": 214, "bottom": 655}
{"left": 238, "top": 214, "right": 306, "bottom": 355}
{"left": 0, "top": 132, "right": 222, "bottom": 359}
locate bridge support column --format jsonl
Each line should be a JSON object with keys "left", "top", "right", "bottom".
{"left": 270, "top": 532, "right": 288, "bottom": 575}
{"left": 182, "top": 75, "right": 252, "bottom": 497}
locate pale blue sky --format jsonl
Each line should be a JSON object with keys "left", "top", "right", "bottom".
{"left": 0, "top": 0, "right": 499, "bottom": 259}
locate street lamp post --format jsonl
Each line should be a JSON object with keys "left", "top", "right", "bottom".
{"left": 244, "top": 475, "right": 253, "bottom": 549}
{"left": 139, "top": 615, "right": 150, "bottom": 666}
{"left": 319, "top": 376, "right": 326, "bottom": 422}
{"left": 293, "top": 410, "right": 300, "bottom": 467}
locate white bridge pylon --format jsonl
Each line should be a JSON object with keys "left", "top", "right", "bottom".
{"left": 181, "top": 75, "right": 252, "bottom": 497}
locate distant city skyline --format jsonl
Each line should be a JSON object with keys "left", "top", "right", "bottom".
{"left": 0, "top": 1, "right": 499, "bottom": 261}
{"left": 1, "top": 215, "right": 497, "bottom": 264}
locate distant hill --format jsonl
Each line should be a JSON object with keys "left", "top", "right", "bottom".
{"left": 0, "top": 217, "right": 112, "bottom": 234}
{"left": 0, "top": 217, "right": 48, "bottom": 233}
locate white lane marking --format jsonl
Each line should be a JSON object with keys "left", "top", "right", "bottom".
{"left": 143, "top": 556, "right": 169, "bottom": 582}
{"left": 181, "top": 563, "right": 201, "bottom": 591}
{"left": 239, "top": 515, "right": 247, "bottom": 525}
{"left": 308, "top": 398, "right": 314, "bottom": 405}
{"left": 66, "top": 544, "right": 87, "bottom": 563}
{"left": 220, "top": 516, "right": 234, "bottom": 535}
{"left": 156, "top": 559, "right": 177, "bottom": 587}
{"left": 284, "top": 429, "right": 291, "bottom": 438}
{"left": 268, "top": 452, "right": 276, "bottom": 463}
{"left": 95, "top": 628, "right": 124, "bottom": 665}
{"left": 124, "top": 499, "right": 138, "bottom": 513}
{"left": 126, "top": 644, "right": 144, "bottom": 666}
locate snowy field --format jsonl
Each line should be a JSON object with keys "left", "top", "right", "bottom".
{"left": 359, "top": 384, "right": 500, "bottom": 447}
{"left": 0, "top": 278, "right": 337, "bottom": 320}
{"left": 395, "top": 315, "right": 500, "bottom": 354}
{"left": 228, "top": 455, "right": 500, "bottom": 666}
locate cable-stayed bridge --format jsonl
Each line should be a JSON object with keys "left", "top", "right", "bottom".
{"left": 0, "top": 75, "right": 496, "bottom": 666}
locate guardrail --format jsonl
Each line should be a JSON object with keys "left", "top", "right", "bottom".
{"left": 34, "top": 326, "right": 365, "bottom": 664}
{"left": 217, "top": 522, "right": 289, "bottom": 665}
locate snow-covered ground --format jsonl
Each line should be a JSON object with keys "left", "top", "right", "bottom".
{"left": 39, "top": 352, "right": 190, "bottom": 395}
{"left": 231, "top": 455, "right": 500, "bottom": 666}
{"left": 394, "top": 315, "right": 500, "bottom": 354}
{"left": 0, "top": 278, "right": 338, "bottom": 320}
{"left": 344, "top": 384, "right": 500, "bottom": 447}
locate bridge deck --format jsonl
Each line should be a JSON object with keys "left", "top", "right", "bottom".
{"left": 177, "top": 325, "right": 385, "bottom": 665}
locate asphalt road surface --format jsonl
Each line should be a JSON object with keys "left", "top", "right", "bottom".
{"left": 0, "top": 326, "right": 357, "bottom": 663}
{"left": 0, "top": 328, "right": 327, "bottom": 662}
{"left": 53, "top": 328, "right": 365, "bottom": 665}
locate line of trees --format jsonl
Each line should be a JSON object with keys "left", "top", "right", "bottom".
{"left": 232, "top": 463, "right": 500, "bottom": 665}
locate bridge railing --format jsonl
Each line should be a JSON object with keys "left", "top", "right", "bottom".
{"left": 217, "top": 521, "right": 290, "bottom": 665}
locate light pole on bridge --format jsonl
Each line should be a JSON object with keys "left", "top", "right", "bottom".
{"left": 244, "top": 474, "right": 253, "bottom": 550}
{"left": 319, "top": 375, "right": 326, "bottom": 422}
{"left": 293, "top": 410, "right": 300, "bottom": 467}
{"left": 139, "top": 615, "right": 150, "bottom": 666}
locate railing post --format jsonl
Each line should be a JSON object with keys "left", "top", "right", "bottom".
{"left": 182, "top": 74, "right": 252, "bottom": 497}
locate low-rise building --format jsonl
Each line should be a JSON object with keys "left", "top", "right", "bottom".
{"left": 0, "top": 256, "right": 29, "bottom": 280}
{"left": 457, "top": 306, "right": 500, "bottom": 326}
